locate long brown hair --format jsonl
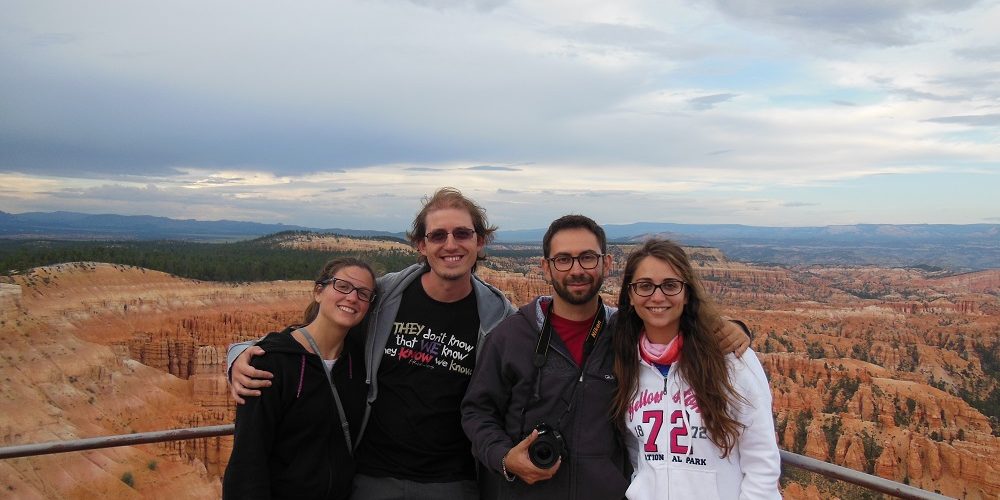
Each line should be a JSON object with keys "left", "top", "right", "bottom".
{"left": 299, "top": 257, "right": 376, "bottom": 327}
{"left": 611, "top": 239, "right": 745, "bottom": 457}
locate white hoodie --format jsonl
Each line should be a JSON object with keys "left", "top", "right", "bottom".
{"left": 623, "top": 348, "right": 781, "bottom": 500}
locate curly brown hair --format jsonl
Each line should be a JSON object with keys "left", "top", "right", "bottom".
{"left": 405, "top": 187, "right": 497, "bottom": 268}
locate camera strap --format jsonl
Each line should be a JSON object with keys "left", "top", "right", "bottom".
{"left": 297, "top": 327, "right": 354, "bottom": 455}
{"left": 520, "top": 297, "right": 606, "bottom": 436}
{"left": 533, "top": 297, "right": 606, "bottom": 369}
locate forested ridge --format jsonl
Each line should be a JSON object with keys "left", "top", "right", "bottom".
{"left": 0, "top": 231, "right": 417, "bottom": 281}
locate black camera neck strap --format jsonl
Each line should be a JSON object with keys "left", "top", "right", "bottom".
{"left": 297, "top": 327, "right": 354, "bottom": 455}
{"left": 520, "top": 297, "right": 606, "bottom": 436}
{"left": 533, "top": 297, "right": 606, "bottom": 370}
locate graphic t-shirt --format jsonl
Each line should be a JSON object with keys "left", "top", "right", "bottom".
{"left": 356, "top": 278, "right": 480, "bottom": 482}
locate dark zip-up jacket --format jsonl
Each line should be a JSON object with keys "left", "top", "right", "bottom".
{"left": 223, "top": 327, "right": 366, "bottom": 500}
{"left": 227, "top": 263, "right": 516, "bottom": 451}
{"left": 461, "top": 297, "right": 628, "bottom": 500}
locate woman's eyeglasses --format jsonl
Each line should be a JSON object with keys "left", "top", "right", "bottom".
{"left": 628, "top": 279, "right": 686, "bottom": 297}
{"left": 424, "top": 227, "right": 477, "bottom": 244}
{"left": 318, "top": 277, "right": 376, "bottom": 302}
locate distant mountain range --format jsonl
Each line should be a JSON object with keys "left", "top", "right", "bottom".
{"left": 0, "top": 210, "right": 403, "bottom": 241}
{"left": 1, "top": 211, "right": 997, "bottom": 271}
{"left": 500, "top": 222, "right": 1000, "bottom": 244}
{"left": 501, "top": 223, "right": 999, "bottom": 272}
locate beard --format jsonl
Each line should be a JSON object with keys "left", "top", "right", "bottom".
{"left": 432, "top": 265, "right": 467, "bottom": 281}
{"left": 552, "top": 274, "right": 604, "bottom": 305}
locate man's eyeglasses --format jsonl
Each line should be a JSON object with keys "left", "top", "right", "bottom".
{"left": 425, "top": 227, "right": 477, "bottom": 244}
{"left": 317, "top": 277, "right": 376, "bottom": 302}
{"left": 547, "top": 252, "right": 603, "bottom": 272}
{"left": 628, "top": 279, "right": 686, "bottom": 297}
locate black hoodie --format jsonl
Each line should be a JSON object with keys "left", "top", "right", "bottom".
{"left": 223, "top": 326, "right": 366, "bottom": 500}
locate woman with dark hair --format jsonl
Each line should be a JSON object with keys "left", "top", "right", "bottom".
{"left": 611, "top": 239, "right": 780, "bottom": 499}
{"left": 223, "top": 258, "right": 377, "bottom": 500}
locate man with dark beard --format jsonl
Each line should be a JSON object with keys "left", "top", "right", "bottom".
{"left": 461, "top": 215, "right": 751, "bottom": 500}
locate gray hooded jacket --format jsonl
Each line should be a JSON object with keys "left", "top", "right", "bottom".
{"left": 227, "top": 262, "right": 516, "bottom": 444}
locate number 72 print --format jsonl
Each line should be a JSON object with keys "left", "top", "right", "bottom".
{"left": 635, "top": 409, "right": 706, "bottom": 454}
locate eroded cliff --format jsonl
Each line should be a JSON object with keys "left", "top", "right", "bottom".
{"left": 1, "top": 254, "right": 997, "bottom": 499}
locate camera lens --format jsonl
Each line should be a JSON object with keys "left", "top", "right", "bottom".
{"left": 528, "top": 424, "right": 564, "bottom": 469}
{"left": 529, "top": 441, "right": 557, "bottom": 468}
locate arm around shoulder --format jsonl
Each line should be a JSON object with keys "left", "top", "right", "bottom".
{"left": 226, "top": 340, "right": 256, "bottom": 377}
{"left": 732, "top": 350, "right": 781, "bottom": 499}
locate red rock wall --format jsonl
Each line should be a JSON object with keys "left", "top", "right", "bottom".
{"left": 2, "top": 256, "right": 997, "bottom": 499}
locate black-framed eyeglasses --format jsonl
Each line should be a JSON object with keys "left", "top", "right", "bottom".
{"left": 547, "top": 252, "right": 603, "bottom": 272}
{"left": 317, "top": 277, "right": 376, "bottom": 302}
{"left": 425, "top": 227, "right": 477, "bottom": 244}
{"left": 628, "top": 279, "right": 686, "bottom": 297}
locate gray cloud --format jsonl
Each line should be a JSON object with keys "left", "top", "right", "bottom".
{"left": 783, "top": 201, "right": 819, "bottom": 207}
{"left": 403, "top": 0, "right": 510, "bottom": 13}
{"left": 196, "top": 177, "right": 247, "bottom": 185}
{"left": 0, "top": 3, "right": 640, "bottom": 178}
{"left": 926, "top": 114, "right": 1000, "bottom": 126}
{"left": 688, "top": 93, "right": 738, "bottom": 111}
{"left": 871, "top": 76, "right": 967, "bottom": 102}
{"left": 548, "top": 22, "right": 712, "bottom": 59}
{"left": 0, "top": 1, "right": 995, "bottom": 228}
{"left": 711, "top": 0, "right": 980, "bottom": 46}
{"left": 29, "top": 33, "right": 78, "bottom": 47}
{"left": 466, "top": 165, "right": 520, "bottom": 171}
{"left": 929, "top": 71, "right": 1000, "bottom": 94}
{"left": 954, "top": 44, "right": 1000, "bottom": 62}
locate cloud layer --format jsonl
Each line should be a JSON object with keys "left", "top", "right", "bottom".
{"left": 1, "top": 0, "right": 997, "bottom": 230}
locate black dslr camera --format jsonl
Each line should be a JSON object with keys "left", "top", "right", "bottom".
{"left": 528, "top": 423, "right": 565, "bottom": 469}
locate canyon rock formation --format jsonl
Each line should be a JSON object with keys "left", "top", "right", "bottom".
{"left": 0, "top": 245, "right": 997, "bottom": 499}
{"left": 0, "top": 263, "right": 310, "bottom": 498}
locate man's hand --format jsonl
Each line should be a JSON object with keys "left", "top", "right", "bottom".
{"left": 229, "top": 346, "right": 273, "bottom": 404}
{"left": 503, "top": 429, "right": 561, "bottom": 484}
{"left": 717, "top": 319, "right": 751, "bottom": 357}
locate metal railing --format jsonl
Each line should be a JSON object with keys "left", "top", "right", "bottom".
{"left": 778, "top": 450, "right": 951, "bottom": 500}
{"left": 0, "top": 425, "right": 233, "bottom": 459}
{"left": 0, "top": 425, "right": 954, "bottom": 500}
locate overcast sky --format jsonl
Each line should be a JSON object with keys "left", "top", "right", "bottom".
{"left": 1, "top": 0, "right": 998, "bottom": 231}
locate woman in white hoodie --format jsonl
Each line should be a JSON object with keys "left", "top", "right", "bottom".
{"left": 611, "top": 239, "right": 781, "bottom": 499}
